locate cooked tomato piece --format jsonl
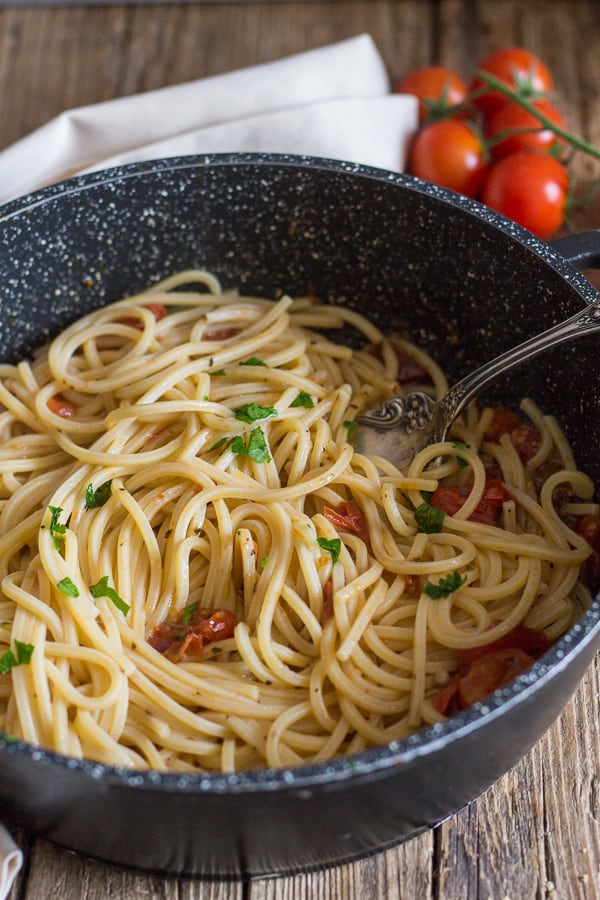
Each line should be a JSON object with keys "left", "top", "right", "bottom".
{"left": 430, "top": 479, "right": 509, "bottom": 526}
{"left": 576, "top": 514, "right": 600, "bottom": 593}
{"left": 203, "top": 326, "right": 240, "bottom": 341}
{"left": 432, "top": 624, "right": 548, "bottom": 716}
{"left": 509, "top": 423, "right": 542, "bottom": 462}
{"left": 148, "top": 607, "right": 237, "bottom": 663}
{"left": 431, "top": 675, "right": 462, "bottom": 716}
{"left": 322, "top": 501, "right": 371, "bottom": 550}
{"left": 322, "top": 578, "right": 334, "bottom": 622}
{"left": 457, "top": 648, "right": 534, "bottom": 707}
{"left": 118, "top": 303, "right": 167, "bottom": 330}
{"left": 576, "top": 514, "right": 600, "bottom": 551}
{"left": 460, "top": 624, "right": 550, "bottom": 665}
{"left": 47, "top": 394, "right": 76, "bottom": 417}
{"left": 484, "top": 406, "right": 521, "bottom": 442}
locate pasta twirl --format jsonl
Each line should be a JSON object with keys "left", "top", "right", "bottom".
{"left": 0, "top": 271, "right": 596, "bottom": 773}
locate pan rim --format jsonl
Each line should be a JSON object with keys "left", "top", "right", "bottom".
{"left": 0, "top": 150, "right": 599, "bottom": 794}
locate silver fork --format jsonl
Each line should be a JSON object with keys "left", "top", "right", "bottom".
{"left": 354, "top": 298, "right": 600, "bottom": 471}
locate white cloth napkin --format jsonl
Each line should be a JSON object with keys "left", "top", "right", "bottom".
{"left": 0, "top": 35, "right": 416, "bottom": 891}
{"left": 0, "top": 33, "right": 417, "bottom": 206}
{"left": 0, "top": 827, "right": 21, "bottom": 900}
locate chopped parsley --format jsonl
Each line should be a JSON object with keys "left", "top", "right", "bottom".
{"left": 414, "top": 501, "right": 446, "bottom": 534}
{"left": 453, "top": 441, "right": 471, "bottom": 467}
{"left": 260, "top": 556, "right": 270, "bottom": 567}
{"left": 230, "top": 435, "right": 247, "bottom": 456}
{"left": 247, "top": 428, "right": 272, "bottom": 463}
{"left": 290, "top": 391, "right": 314, "bottom": 409}
{"left": 343, "top": 420, "right": 357, "bottom": 439}
{"left": 57, "top": 577, "right": 79, "bottom": 597}
{"left": 180, "top": 601, "right": 199, "bottom": 625}
{"left": 423, "top": 571, "right": 467, "bottom": 599}
{"left": 208, "top": 436, "right": 230, "bottom": 453}
{"left": 225, "top": 428, "right": 272, "bottom": 463}
{"left": 90, "top": 576, "right": 130, "bottom": 616}
{"left": 233, "top": 403, "right": 278, "bottom": 424}
{"left": 85, "top": 480, "right": 112, "bottom": 509}
{"left": 0, "top": 640, "right": 34, "bottom": 676}
{"left": 48, "top": 505, "right": 67, "bottom": 551}
{"left": 317, "top": 537, "right": 342, "bottom": 564}
{"left": 240, "top": 357, "right": 267, "bottom": 367}
{"left": 211, "top": 368, "right": 227, "bottom": 376}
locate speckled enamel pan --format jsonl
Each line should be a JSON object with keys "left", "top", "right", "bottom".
{"left": 1, "top": 153, "right": 600, "bottom": 878}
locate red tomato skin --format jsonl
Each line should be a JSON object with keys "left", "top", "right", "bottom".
{"left": 576, "top": 514, "right": 600, "bottom": 593}
{"left": 395, "top": 66, "right": 468, "bottom": 123}
{"left": 430, "top": 479, "right": 509, "bottom": 526}
{"left": 483, "top": 406, "right": 522, "bottom": 442}
{"left": 457, "top": 648, "right": 534, "bottom": 707}
{"left": 487, "top": 98, "right": 567, "bottom": 160}
{"left": 481, "top": 151, "right": 569, "bottom": 240}
{"left": 409, "top": 120, "right": 489, "bottom": 198}
{"left": 471, "top": 47, "right": 554, "bottom": 120}
{"left": 47, "top": 394, "right": 76, "bottom": 418}
{"left": 322, "top": 501, "right": 371, "bottom": 550}
{"left": 460, "top": 624, "right": 550, "bottom": 665}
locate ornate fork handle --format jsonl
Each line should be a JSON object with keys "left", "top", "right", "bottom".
{"left": 356, "top": 298, "right": 600, "bottom": 450}
{"left": 439, "top": 298, "right": 600, "bottom": 433}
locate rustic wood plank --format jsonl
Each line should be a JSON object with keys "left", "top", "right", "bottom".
{"left": 247, "top": 831, "right": 434, "bottom": 900}
{"left": 538, "top": 659, "right": 600, "bottom": 900}
{"left": 20, "top": 837, "right": 244, "bottom": 900}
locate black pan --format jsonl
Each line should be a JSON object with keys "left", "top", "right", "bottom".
{"left": 1, "top": 153, "right": 600, "bottom": 877}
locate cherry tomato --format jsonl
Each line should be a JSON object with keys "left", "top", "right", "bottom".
{"left": 409, "top": 120, "right": 489, "bottom": 198}
{"left": 486, "top": 98, "right": 567, "bottom": 160}
{"left": 395, "top": 65, "right": 468, "bottom": 123}
{"left": 482, "top": 151, "right": 569, "bottom": 239}
{"left": 472, "top": 47, "right": 554, "bottom": 120}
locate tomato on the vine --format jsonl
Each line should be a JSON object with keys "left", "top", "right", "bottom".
{"left": 471, "top": 47, "right": 554, "bottom": 120}
{"left": 481, "top": 151, "right": 569, "bottom": 239}
{"left": 486, "top": 98, "right": 567, "bottom": 160}
{"left": 395, "top": 66, "right": 468, "bottom": 123}
{"left": 409, "top": 120, "right": 489, "bottom": 197}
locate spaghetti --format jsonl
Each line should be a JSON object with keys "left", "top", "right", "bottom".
{"left": 0, "top": 270, "right": 597, "bottom": 772}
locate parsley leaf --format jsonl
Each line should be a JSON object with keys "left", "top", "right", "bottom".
{"left": 423, "top": 571, "right": 466, "bottom": 599}
{"left": 230, "top": 435, "right": 247, "bottom": 456}
{"left": 233, "top": 403, "right": 277, "bottom": 424}
{"left": 227, "top": 428, "right": 271, "bottom": 463}
{"left": 57, "top": 577, "right": 79, "bottom": 597}
{"left": 240, "top": 357, "right": 267, "bottom": 367}
{"left": 208, "top": 436, "right": 230, "bottom": 453}
{"left": 85, "top": 480, "right": 112, "bottom": 509}
{"left": 90, "top": 576, "right": 130, "bottom": 616}
{"left": 48, "top": 505, "right": 67, "bottom": 551}
{"left": 290, "top": 391, "right": 314, "bottom": 409}
{"left": 343, "top": 420, "right": 357, "bottom": 439}
{"left": 453, "top": 441, "right": 471, "bottom": 467}
{"left": 414, "top": 501, "right": 446, "bottom": 534}
{"left": 317, "top": 536, "right": 342, "bottom": 564}
{"left": 247, "top": 427, "right": 271, "bottom": 463}
{"left": 211, "top": 368, "right": 227, "bottom": 376}
{"left": 180, "top": 601, "right": 199, "bottom": 625}
{"left": 0, "top": 640, "right": 34, "bottom": 675}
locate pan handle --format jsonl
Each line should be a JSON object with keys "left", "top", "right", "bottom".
{"left": 551, "top": 230, "right": 600, "bottom": 270}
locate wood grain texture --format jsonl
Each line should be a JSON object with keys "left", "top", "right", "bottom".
{"left": 2, "top": 2, "right": 600, "bottom": 898}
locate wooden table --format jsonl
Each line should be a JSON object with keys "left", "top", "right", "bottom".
{"left": 2, "top": 2, "right": 600, "bottom": 898}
